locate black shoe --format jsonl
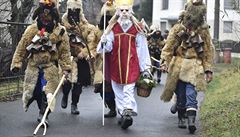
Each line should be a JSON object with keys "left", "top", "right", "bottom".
{"left": 61, "top": 95, "right": 68, "bottom": 109}
{"left": 37, "top": 113, "right": 43, "bottom": 123}
{"left": 94, "top": 84, "right": 102, "bottom": 93}
{"left": 104, "top": 110, "right": 117, "bottom": 118}
{"left": 71, "top": 104, "right": 80, "bottom": 115}
{"left": 157, "top": 79, "right": 161, "bottom": 83}
{"left": 170, "top": 104, "right": 177, "bottom": 114}
{"left": 121, "top": 115, "right": 133, "bottom": 129}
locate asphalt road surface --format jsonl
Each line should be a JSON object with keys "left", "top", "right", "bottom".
{"left": 0, "top": 74, "right": 203, "bottom": 137}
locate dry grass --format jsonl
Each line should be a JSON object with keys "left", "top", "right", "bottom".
{"left": 200, "top": 58, "right": 240, "bottom": 137}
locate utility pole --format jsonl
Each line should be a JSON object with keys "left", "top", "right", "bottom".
{"left": 213, "top": 0, "right": 221, "bottom": 63}
{"left": 213, "top": 0, "right": 220, "bottom": 41}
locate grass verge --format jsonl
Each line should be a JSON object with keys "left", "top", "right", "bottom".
{"left": 200, "top": 60, "right": 240, "bottom": 137}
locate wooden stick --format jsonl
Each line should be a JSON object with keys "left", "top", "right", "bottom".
{"left": 33, "top": 74, "right": 66, "bottom": 136}
{"left": 150, "top": 56, "right": 160, "bottom": 63}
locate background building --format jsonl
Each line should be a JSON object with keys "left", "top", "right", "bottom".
{"left": 152, "top": 0, "right": 240, "bottom": 42}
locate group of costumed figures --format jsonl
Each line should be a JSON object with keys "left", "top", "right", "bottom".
{"left": 10, "top": 0, "right": 214, "bottom": 134}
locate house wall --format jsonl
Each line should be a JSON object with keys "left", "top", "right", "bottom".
{"left": 152, "top": 0, "right": 240, "bottom": 42}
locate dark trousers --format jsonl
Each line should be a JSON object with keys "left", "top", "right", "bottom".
{"left": 151, "top": 61, "right": 161, "bottom": 80}
{"left": 175, "top": 80, "right": 198, "bottom": 109}
{"left": 62, "top": 81, "right": 82, "bottom": 105}
{"left": 27, "top": 69, "right": 47, "bottom": 114}
{"left": 62, "top": 58, "right": 91, "bottom": 105}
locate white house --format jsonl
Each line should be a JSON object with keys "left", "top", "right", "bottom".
{"left": 152, "top": 0, "right": 240, "bottom": 42}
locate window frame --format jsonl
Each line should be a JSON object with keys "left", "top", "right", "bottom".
{"left": 223, "top": 21, "right": 233, "bottom": 33}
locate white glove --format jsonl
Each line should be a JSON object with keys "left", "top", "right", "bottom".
{"left": 101, "top": 34, "right": 107, "bottom": 43}
{"left": 47, "top": 93, "right": 56, "bottom": 112}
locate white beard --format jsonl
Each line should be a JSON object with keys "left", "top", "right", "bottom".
{"left": 118, "top": 17, "right": 132, "bottom": 30}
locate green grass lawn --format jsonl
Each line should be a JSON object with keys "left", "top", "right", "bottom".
{"left": 200, "top": 59, "right": 240, "bottom": 137}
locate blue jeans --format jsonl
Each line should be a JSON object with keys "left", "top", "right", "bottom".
{"left": 175, "top": 80, "right": 198, "bottom": 109}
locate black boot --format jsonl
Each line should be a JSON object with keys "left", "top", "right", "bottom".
{"left": 170, "top": 103, "right": 177, "bottom": 114}
{"left": 61, "top": 94, "right": 68, "bottom": 109}
{"left": 61, "top": 81, "right": 71, "bottom": 109}
{"left": 157, "top": 78, "right": 161, "bottom": 83}
{"left": 71, "top": 104, "right": 80, "bottom": 115}
{"left": 105, "top": 100, "right": 117, "bottom": 118}
{"left": 120, "top": 109, "right": 133, "bottom": 129}
{"left": 94, "top": 83, "right": 102, "bottom": 93}
{"left": 187, "top": 110, "right": 197, "bottom": 134}
{"left": 71, "top": 83, "right": 81, "bottom": 115}
{"left": 178, "top": 108, "right": 187, "bottom": 129}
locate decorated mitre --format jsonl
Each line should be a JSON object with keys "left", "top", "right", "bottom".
{"left": 115, "top": 0, "right": 134, "bottom": 8}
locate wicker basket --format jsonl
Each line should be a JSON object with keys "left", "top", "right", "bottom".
{"left": 136, "top": 84, "right": 152, "bottom": 97}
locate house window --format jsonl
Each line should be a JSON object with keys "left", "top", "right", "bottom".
{"left": 233, "top": 0, "right": 240, "bottom": 9}
{"left": 162, "top": 0, "right": 169, "bottom": 10}
{"left": 223, "top": 21, "right": 233, "bottom": 33}
{"left": 160, "top": 21, "right": 167, "bottom": 31}
{"left": 224, "top": 0, "right": 234, "bottom": 9}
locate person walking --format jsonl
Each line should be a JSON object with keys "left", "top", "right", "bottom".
{"left": 97, "top": 0, "right": 151, "bottom": 129}
{"left": 160, "top": 0, "right": 214, "bottom": 134}
{"left": 60, "top": 0, "right": 97, "bottom": 115}
{"left": 11, "top": 0, "right": 72, "bottom": 126}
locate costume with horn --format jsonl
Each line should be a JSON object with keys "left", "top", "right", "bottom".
{"left": 97, "top": 0, "right": 151, "bottom": 129}
{"left": 11, "top": 0, "right": 71, "bottom": 125}
{"left": 160, "top": 0, "right": 214, "bottom": 134}
{"left": 61, "top": 0, "right": 98, "bottom": 115}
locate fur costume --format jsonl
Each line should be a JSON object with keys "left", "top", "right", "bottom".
{"left": 148, "top": 31, "right": 165, "bottom": 76}
{"left": 160, "top": 2, "right": 214, "bottom": 102}
{"left": 148, "top": 31, "right": 165, "bottom": 58}
{"left": 62, "top": 0, "right": 98, "bottom": 83}
{"left": 11, "top": 23, "right": 72, "bottom": 111}
{"left": 93, "top": 0, "right": 116, "bottom": 85}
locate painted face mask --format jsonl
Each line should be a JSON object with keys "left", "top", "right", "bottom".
{"left": 67, "top": 8, "right": 80, "bottom": 26}
{"left": 34, "top": 3, "right": 59, "bottom": 33}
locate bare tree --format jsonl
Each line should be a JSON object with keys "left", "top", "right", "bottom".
{"left": 82, "top": 0, "right": 104, "bottom": 25}
{"left": 8, "top": 0, "right": 34, "bottom": 48}
{"left": 0, "top": 0, "right": 34, "bottom": 77}
{"left": 0, "top": 0, "right": 103, "bottom": 77}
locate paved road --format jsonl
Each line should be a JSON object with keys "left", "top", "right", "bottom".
{"left": 0, "top": 74, "right": 203, "bottom": 137}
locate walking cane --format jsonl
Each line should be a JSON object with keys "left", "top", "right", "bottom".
{"left": 33, "top": 57, "right": 73, "bottom": 136}
{"left": 102, "top": 5, "right": 107, "bottom": 126}
{"left": 150, "top": 56, "right": 160, "bottom": 63}
{"left": 33, "top": 74, "right": 66, "bottom": 136}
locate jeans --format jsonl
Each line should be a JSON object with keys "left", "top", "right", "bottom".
{"left": 175, "top": 80, "right": 198, "bottom": 109}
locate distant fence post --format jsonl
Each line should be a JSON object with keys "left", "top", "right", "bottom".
{"left": 215, "top": 48, "right": 221, "bottom": 63}
{"left": 223, "top": 48, "right": 232, "bottom": 64}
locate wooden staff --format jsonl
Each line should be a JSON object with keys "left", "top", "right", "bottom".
{"left": 102, "top": 3, "right": 107, "bottom": 126}
{"left": 33, "top": 74, "right": 66, "bottom": 136}
{"left": 33, "top": 57, "right": 73, "bottom": 136}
